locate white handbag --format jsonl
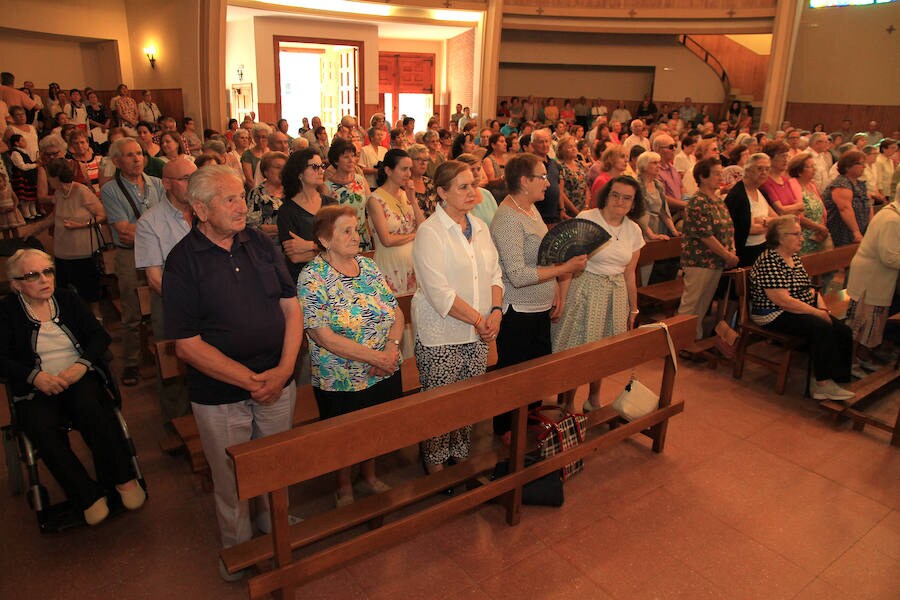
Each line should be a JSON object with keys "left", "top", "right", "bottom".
{"left": 612, "top": 322, "right": 679, "bottom": 421}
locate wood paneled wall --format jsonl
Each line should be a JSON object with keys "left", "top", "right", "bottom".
{"left": 257, "top": 103, "right": 277, "bottom": 125}
{"left": 784, "top": 103, "right": 900, "bottom": 134}
{"left": 689, "top": 35, "right": 768, "bottom": 101}
{"left": 36, "top": 88, "right": 185, "bottom": 126}
{"left": 504, "top": 0, "right": 776, "bottom": 9}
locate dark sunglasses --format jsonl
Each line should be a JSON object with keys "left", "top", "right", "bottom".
{"left": 308, "top": 163, "right": 330, "bottom": 171}
{"left": 14, "top": 267, "right": 55, "bottom": 283}
{"left": 665, "top": 144, "right": 677, "bottom": 150}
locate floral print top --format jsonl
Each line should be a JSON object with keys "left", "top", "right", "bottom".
{"left": 680, "top": 191, "right": 735, "bottom": 269}
{"left": 300, "top": 255, "right": 399, "bottom": 391}
{"left": 325, "top": 175, "right": 373, "bottom": 252}
{"left": 560, "top": 160, "right": 588, "bottom": 211}
{"left": 246, "top": 182, "right": 283, "bottom": 230}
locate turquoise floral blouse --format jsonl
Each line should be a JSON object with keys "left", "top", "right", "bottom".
{"left": 300, "top": 255, "right": 399, "bottom": 391}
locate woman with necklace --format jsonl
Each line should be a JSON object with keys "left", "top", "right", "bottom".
{"left": 325, "top": 138, "right": 373, "bottom": 252}
{"left": 824, "top": 149, "right": 871, "bottom": 246}
{"left": 489, "top": 153, "right": 587, "bottom": 434}
{"left": 367, "top": 149, "right": 425, "bottom": 294}
{"left": 749, "top": 216, "right": 853, "bottom": 401}
{"left": 136, "top": 122, "right": 160, "bottom": 159}
{"left": 413, "top": 160, "right": 503, "bottom": 476}
{"left": 278, "top": 148, "right": 336, "bottom": 283}
{"left": 46, "top": 159, "right": 106, "bottom": 321}
{"left": 556, "top": 134, "right": 589, "bottom": 212}
{"left": 300, "top": 205, "right": 403, "bottom": 507}
{"left": 552, "top": 176, "right": 645, "bottom": 412}
{"left": 760, "top": 141, "right": 804, "bottom": 216}
{"left": 1, "top": 249, "right": 145, "bottom": 526}
{"left": 725, "top": 152, "right": 778, "bottom": 267}
{"left": 66, "top": 129, "right": 102, "bottom": 195}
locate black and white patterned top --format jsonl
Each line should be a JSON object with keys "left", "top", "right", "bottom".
{"left": 749, "top": 249, "right": 815, "bottom": 325}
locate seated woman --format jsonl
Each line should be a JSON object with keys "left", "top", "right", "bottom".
{"left": 300, "top": 205, "right": 404, "bottom": 507}
{"left": 749, "top": 216, "right": 854, "bottom": 401}
{"left": 0, "top": 249, "right": 145, "bottom": 526}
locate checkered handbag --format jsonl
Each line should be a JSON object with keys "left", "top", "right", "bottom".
{"left": 529, "top": 406, "right": 587, "bottom": 480}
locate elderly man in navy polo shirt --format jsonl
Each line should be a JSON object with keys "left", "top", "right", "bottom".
{"left": 163, "top": 165, "right": 301, "bottom": 580}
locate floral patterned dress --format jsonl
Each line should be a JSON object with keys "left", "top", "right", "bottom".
{"left": 246, "top": 182, "right": 283, "bottom": 245}
{"left": 325, "top": 175, "right": 373, "bottom": 252}
{"left": 368, "top": 186, "right": 417, "bottom": 294}
{"left": 560, "top": 160, "right": 588, "bottom": 211}
{"left": 300, "top": 255, "right": 399, "bottom": 391}
{"left": 799, "top": 183, "right": 827, "bottom": 255}
{"left": 680, "top": 191, "right": 735, "bottom": 270}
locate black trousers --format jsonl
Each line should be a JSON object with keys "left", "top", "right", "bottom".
{"left": 765, "top": 312, "right": 852, "bottom": 383}
{"left": 493, "top": 307, "right": 552, "bottom": 435}
{"left": 15, "top": 372, "right": 133, "bottom": 510}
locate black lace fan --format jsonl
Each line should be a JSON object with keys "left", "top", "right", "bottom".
{"left": 537, "top": 219, "right": 611, "bottom": 266}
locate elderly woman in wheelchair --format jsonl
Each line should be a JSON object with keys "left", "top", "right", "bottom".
{"left": 1, "top": 249, "right": 145, "bottom": 526}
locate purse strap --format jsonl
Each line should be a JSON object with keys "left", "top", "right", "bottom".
{"left": 637, "top": 321, "right": 679, "bottom": 373}
{"left": 114, "top": 172, "right": 143, "bottom": 220}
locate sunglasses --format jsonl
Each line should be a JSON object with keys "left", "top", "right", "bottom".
{"left": 14, "top": 267, "right": 56, "bottom": 283}
{"left": 308, "top": 163, "right": 329, "bottom": 171}
{"left": 665, "top": 144, "right": 677, "bottom": 150}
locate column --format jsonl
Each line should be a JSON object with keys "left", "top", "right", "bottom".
{"left": 760, "top": 0, "right": 804, "bottom": 128}
{"left": 478, "top": 0, "right": 504, "bottom": 125}
{"left": 200, "top": 0, "right": 228, "bottom": 132}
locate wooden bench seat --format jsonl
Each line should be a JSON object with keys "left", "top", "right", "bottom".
{"left": 224, "top": 316, "right": 695, "bottom": 599}
{"left": 636, "top": 237, "right": 684, "bottom": 317}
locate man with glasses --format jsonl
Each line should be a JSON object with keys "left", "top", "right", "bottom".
{"left": 135, "top": 158, "right": 197, "bottom": 431}
{"left": 100, "top": 138, "right": 165, "bottom": 387}
{"left": 653, "top": 134, "right": 686, "bottom": 221}
{"left": 786, "top": 129, "right": 803, "bottom": 159}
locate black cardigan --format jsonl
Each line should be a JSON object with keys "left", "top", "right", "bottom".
{"left": 0, "top": 289, "right": 118, "bottom": 404}
{"left": 724, "top": 181, "right": 772, "bottom": 257}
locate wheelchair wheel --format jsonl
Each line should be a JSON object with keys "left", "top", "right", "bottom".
{"left": 2, "top": 425, "right": 23, "bottom": 496}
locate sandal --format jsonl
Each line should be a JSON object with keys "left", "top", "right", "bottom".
{"left": 122, "top": 366, "right": 140, "bottom": 387}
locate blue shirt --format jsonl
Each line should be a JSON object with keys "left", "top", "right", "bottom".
{"left": 163, "top": 227, "right": 296, "bottom": 405}
{"left": 134, "top": 196, "right": 192, "bottom": 269}
{"left": 99, "top": 173, "right": 165, "bottom": 247}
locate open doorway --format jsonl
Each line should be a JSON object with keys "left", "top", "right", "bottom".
{"left": 274, "top": 37, "right": 363, "bottom": 139}
{"left": 379, "top": 52, "right": 435, "bottom": 130}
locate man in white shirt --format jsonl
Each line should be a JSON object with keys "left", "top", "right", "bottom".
{"left": 806, "top": 132, "right": 833, "bottom": 194}
{"left": 674, "top": 134, "right": 697, "bottom": 177}
{"left": 610, "top": 100, "right": 631, "bottom": 125}
{"left": 138, "top": 90, "right": 162, "bottom": 125}
{"left": 863, "top": 121, "right": 884, "bottom": 147}
{"left": 622, "top": 119, "right": 650, "bottom": 155}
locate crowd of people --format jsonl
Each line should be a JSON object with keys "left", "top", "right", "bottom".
{"left": 2, "top": 72, "right": 898, "bottom": 581}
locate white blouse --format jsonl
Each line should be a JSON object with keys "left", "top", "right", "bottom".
{"left": 36, "top": 320, "right": 80, "bottom": 375}
{"left": 412, "top": 204, "right": 504, "bottom": 347}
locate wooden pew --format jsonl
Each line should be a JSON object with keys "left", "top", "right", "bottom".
{"left": 636, "top": 237, "right": 684, "bottom": 318}
{"left": 223, "top": 315, "right": 696, "bottom": 599}
{"left": 799, "top": 243, "right": 858, "bottom": 319}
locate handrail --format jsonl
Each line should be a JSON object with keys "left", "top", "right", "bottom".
{"left": 678, "top": 34, "right": 731, "bottom": 119}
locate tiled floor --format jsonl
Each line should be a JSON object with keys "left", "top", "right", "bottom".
{"left": 1, "top": 322, "right": 898, "bottom": 599}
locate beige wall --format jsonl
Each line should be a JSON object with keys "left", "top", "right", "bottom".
{"left": 378, "top": 38, "right": 446, "bottom": 108}
{"left": 0, "top": 0, "right": 134, "bottom": 85}
{"left": 225, "top": 18, "right": 258, "bottom": 117}
{"left": 252, "top": 16, "right": 379, "bottom": 106}
{"left": 499, "top": 31, "right": 725, "bottom": 104}
{"left": 788, "top": 3, "right": 900, "bottom": 105}
{"left": 123, "top": 0, "right": 203, "bottom": 124}
{"left": 447, "top": 29, "right": 476, "bottom": 111}
{"left": 499, "top": 67, "right": 653, "bottom": 101}
{"left": 0, "top": 32, "right": 118, "bottom": 89}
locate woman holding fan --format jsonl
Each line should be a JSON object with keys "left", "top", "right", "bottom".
{"left": 552, "top": 176, "right": 645, "bottom": 413}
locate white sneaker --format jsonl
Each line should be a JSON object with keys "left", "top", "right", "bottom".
{"left": 811, "top": 380, "right": 855, "bottom": 402}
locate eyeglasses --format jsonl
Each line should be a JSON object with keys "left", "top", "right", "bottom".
{"left": 529, "top": 174, "right": 548, "bottom": 181}
{"left": 609, "top": 191, "right": 635, "bottom": 203}
{"left": 164, "top": 175, "right": 192, "bottom": 182}
{"left": 14, "top": 267, "right": 55, "bottom": 282}
{"left": 665, "top": 144, "right": 677, "bottom": 150}
{"left": 308, "top": 163, "right": 330, "bottom": 171}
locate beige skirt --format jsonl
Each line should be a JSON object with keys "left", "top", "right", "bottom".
{"left": 847, "top": 299, "right": 889, "bottom": 349}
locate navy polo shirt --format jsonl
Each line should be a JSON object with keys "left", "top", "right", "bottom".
{"left": 163, "top": 226, "right": 296, "bottom": 405}
{"left": 534, "top": 157, "right": 561, "bottom": 224}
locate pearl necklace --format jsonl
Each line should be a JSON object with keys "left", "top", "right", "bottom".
{"left": 510, "top": 197, "right": 539, "bottom": 221}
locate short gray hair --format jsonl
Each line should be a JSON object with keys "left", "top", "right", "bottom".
{"left": 744, "top": 152, "right": 771, "bottom": 172}
{"left": 6, "top": 248, "right": 53, "bottom": 280}
{"left": 422, "top": 129, "right": 439, "bottom": 143}
{"left": 202, "top": 139, "right": 227, "bottom": 155}
{"left": 291, "top": 137, "right": 309, "bottom": 152}
{"left": 809, "top": 131, "right": 829, "bottom": 145}
{"left": 636, "top": 151, "right": 661, "bottom": 173}
{"left": 251, "top": 123, "right": 271, "bottom": 138}
{"left": 39, "top": 134, "right": 67, "bottom": 154}
{"left": 406, "top": 143, "right": 428, "bottom": 160}
{"left": 108, "top": 137, "right": 140, "bottom": 160}
{"left": 187, "top": 165, "right": 243, "bottom": 207}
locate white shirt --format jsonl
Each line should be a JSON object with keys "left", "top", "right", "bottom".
{"left": 138, "top": 101, "right": 161, "bottom": 125}
{"left": 412, "top": 204, "right": 504, "bottom": 347}
{"left": 36, "top": 320, "right": 80, "bottom": 375}
{"left": 622, "top": 134, "right": 650, "bottom": 155}
{"left": 611, "top": 108, "right": 631, "bottom": 124}
{"left": 578, "top": 209, "right": 644, "bottom": 276}
{"left": 359, "top": 144, "right": 387, "bottom": 190}
{"left": 808, "top": 148, "right": 832, "bottom": 195}
{"left": 674, "top": 150, "right": 695, "bottom": 176}
{"left": 746, "top": 188, "right": 769, "bottom": 246}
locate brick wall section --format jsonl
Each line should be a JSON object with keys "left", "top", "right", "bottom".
{"left": 447, "top": 29, "right": 475, "bottom": 112}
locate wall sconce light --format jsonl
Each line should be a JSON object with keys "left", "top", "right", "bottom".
{"left": 144, "top": 45, "right": 157, "bottom": 69}
{"left": 237, "top": 64, "right": 245, "bottom": 82}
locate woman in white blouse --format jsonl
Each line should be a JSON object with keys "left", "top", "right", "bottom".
{"left": 412, "top": 160, "right": 503, "bottom": 476}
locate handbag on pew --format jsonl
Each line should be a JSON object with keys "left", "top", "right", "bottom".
{"left": 612, "top": 322, "right": 679, "bottom": 421}
{"left": 528, "top": 406, "right": 587, "bottom": 481}
{"left": 491, "top": 454, "right": 565, "bottom": 507}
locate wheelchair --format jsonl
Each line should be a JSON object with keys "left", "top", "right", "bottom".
{"left": 2, "top": 379, "right": 148, "bottom": 533}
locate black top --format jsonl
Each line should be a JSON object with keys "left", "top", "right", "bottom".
{"left": 725, "top": 180, "right": 771, "bottom": 265}
{"left": 276, "top": 194, "right": 336, "bottom": 282}
{"left": 534, "top": 157, "right": 562, "bottom": 225}
{"left": 0, "top": 289, "right": 117, "bottom": 403}
{"left": 163, "top": 226, "right": 296, "bottom": 405}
